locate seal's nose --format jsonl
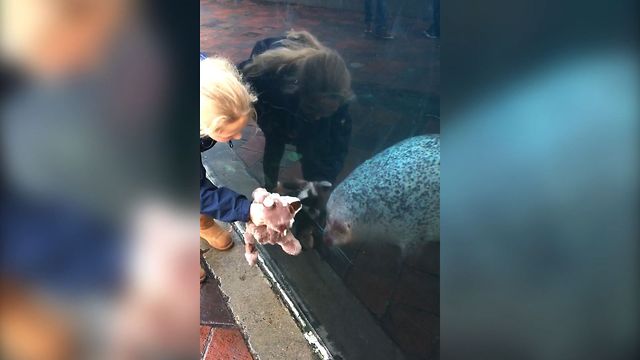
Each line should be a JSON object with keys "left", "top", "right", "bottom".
{"left": 322, "top": 230, "right": 334, "bottom": 246}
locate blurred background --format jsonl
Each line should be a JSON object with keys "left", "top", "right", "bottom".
{"left": 1, "top": 1, "right": 200, "bottom": 359}
{"left": 441, "top": 1, "right": 638, "bottom": 360}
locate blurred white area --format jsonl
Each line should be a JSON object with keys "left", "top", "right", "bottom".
{"left": 1, "top": 1, "right": 200, "bottom": 359}
{"left": 109, "top": 199, "right": 199, "bottom": 360}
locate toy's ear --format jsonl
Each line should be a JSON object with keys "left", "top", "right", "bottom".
{"left": 288, "top": 200, "right": 302, "bottom": 215}
{"left": 252, "top": 188, "right": 269, "bottom": 203}
{"left": 263, "top": 197, "right": 276, "bottom": 208}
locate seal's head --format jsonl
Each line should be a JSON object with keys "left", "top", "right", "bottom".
{"left": 323, "top": 190, "right": 356, "bottom": 246}
{"left": 323, "top": 215, "right": 352, "bottom": 246}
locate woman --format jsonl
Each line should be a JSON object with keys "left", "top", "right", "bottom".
{"left": 238, "top": 31, "right": 354, "bottom": 191}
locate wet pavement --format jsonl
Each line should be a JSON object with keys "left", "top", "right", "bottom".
{"left": 200, "top": 260, "right": 253, "bottom": 360}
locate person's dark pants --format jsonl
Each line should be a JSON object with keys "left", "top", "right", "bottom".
{"left": 262, "top": 133, "right": 286, "bottom": 191}
{"left": 364, "top": 0, "right": 388, "bottom": 32}
{"left": 427, "top": 0, "right": 440, "bottom": 36}
{"left": 262, "top": 134, "right": 332, "bottom": 190}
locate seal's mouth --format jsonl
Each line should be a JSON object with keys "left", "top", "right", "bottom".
{"left": 323, "top": 216, "right": 352, "bottom": 247}
{"left": 322, "top": 230, "right": 334, "bottom": 246}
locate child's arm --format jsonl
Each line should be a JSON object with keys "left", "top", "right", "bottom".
{"left": 200, "top": 162, "right": 251, "bottom": 223}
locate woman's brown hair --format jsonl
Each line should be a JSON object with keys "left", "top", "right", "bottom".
{"left": 242, "top": 30, "right": 353, "bottom": 116}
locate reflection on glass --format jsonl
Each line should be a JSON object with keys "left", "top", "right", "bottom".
{"left": 239, "top": 30, "right": 354, "bottom": 192}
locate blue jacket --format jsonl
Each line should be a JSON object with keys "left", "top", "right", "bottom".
{"left": 200, "top": 52, "right": 251, "bottom": 222}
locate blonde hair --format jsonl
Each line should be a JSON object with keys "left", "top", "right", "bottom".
{"left": 242, "top": 30, "right": 353, "bottom": 108}
{"left": 200, "top": 56, "right": 257, "bottom": 138}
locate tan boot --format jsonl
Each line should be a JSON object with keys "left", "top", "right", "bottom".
{"left": 200, "top": 214, "right": 233, "bottom": 251}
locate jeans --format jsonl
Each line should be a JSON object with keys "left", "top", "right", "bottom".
{"left": 262, "top": 132, "right": 287, "bottom": 191}
{"left": 364, "top": 0, "right": 388, "bottom": 32}
{"left": 427, "top": 0, "right": 440, "bottom": 36}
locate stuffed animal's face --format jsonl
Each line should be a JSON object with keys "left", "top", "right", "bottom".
{"left": 252, "top": 189, "right": 302, "bottom": 234}
{"left": 262, "top": 196, "right": 302, "bottom": 234}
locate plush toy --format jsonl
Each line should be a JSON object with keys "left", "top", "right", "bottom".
{"left": 244, "top": 188, "right": 303, "bottom": 265}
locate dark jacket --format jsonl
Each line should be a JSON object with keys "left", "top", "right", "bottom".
{"left": 238, "top": 37, "right": 352, "bottom": 184}
{"left": 200, "top": 52, "right": 251, "bottom": 222}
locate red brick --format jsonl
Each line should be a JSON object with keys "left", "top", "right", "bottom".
{"left": 344, "top": 243, "right": 402, "bottom": 316}
{"left": 392, "top": 268, "right": 439, "bottom": 315}
{"left": 200, "top": 326, "right": 212, "bottom": 357}
{"left": 199, "top": 0, "right": 438, "bottom": 92}
{"left": 405, "top": 241, "right": 439, "bottom": 275}
{"left": 205, "top": 328, "right": 253, "bottom": 360}
{"left": 382, "top": 304, "right": 439, "bottom": 359}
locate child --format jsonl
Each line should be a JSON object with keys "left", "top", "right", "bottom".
{"left": 199, "top": 54, "right": 266, "bottom": 280}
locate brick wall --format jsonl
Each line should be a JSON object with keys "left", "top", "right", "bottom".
{"left": 261, "top": 0, "right": 431, "bottom": 19}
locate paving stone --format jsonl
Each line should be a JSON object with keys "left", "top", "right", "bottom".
{"left": 392, "top": 268, "right": 439, "bottom": 315}
{"left": 344, "top": 242, "right": 402, "bottom": 317}
{"left": 405, "top": 241, "right": 439, "bottom": 275}
{"left": 205, "top": 327, "right": 254, "bottom": 360}
{"left": 200, "top": 326, "right": 212, "bottom": 357}
{"left": 200, "top": 278, "right": 236, "bottom": 326}
{"left": 382, "top": 304, "right": 439, "bottom": 360}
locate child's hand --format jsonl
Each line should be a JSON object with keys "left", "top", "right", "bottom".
{"left": 249, "top": 202, "right": 267, "bottom": 226}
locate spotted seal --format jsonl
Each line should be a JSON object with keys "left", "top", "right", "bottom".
{"left": 323, "top": 135, "right": 440, "bottom": 254}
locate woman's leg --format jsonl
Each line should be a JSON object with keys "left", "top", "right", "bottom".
{"left": 374, "top": 0, "right": 388, "bottom": 33}
{"left": 427, "top": 0, "right": 440, "bottom": 37}
{"left": 364, "top": 0, "right": 373, "bottom": 27}
{"left": 262, "top": 133, "right": 286, "bottom": 191}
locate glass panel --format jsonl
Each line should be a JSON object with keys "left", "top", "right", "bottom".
{"left": 201, "top": 1, "right": 439, "bottom": 358}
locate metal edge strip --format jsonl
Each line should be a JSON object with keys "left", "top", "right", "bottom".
{"left": 230, "top": 221, "right": 334, "bottom": 360}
